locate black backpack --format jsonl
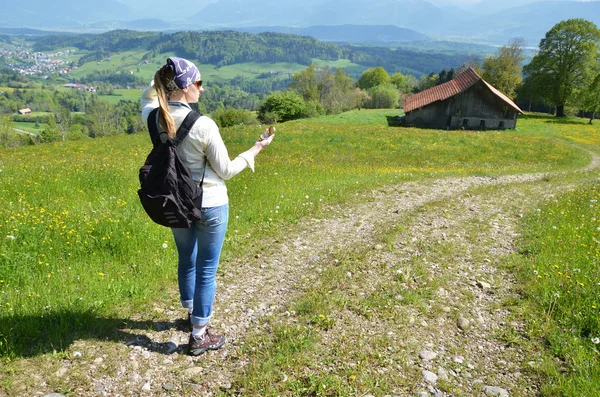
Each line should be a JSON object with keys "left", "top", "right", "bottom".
{"left": 137, "top": 108, "right": 205, "bottom": 228}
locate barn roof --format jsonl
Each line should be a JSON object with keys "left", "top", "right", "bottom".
{"left": 404, "top": 67, "right": 523, "bottom": 114}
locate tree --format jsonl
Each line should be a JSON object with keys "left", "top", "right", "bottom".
{"left": 482, "top": 37, "right": 526, "bottom": 100}
{"left": 391, "top": 72, "right": 416, "bottom": 93}
{"left": 577, "top": 71, "right": 600, "bottom": 123}
{"left": 40, "top": 114, "right": 61, "bottom": 143}
{"left": 86, "top": 97, "right": 120, "bottom": 137}
{"left": 358, "top": 67, "right": 391, "bottom": 90}
{"left": 456, "top": 55, "right": 483, "bottom": 76}
{"left": 523, "top": 19, "right": 600, "bottom": 117}
{"left": 437, "top": 69, "right": 448, "bottom": 85}
{"left": 290, "top": 64, "right": 319, "bottom": 102}
{"left": 318, "top": 67, "right": 355, "bottom": 114}
{"left": 413, "top": 73, "right": 438, "bottom": 93}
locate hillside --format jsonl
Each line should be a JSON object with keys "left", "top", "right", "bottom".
{"left": 235, "top": 25, "right": 430, "bottom": 44}
{"left": 26, "top": 30, "right": 470, "bottom": 77}
{"left": 1, "top": 112, "right": 600, "bottom": 395}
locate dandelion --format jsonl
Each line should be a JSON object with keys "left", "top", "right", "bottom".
{"left": 592, "top": 337, "right": 600, "bottom": 344}
{"left": 162, "top": 243, "right": 168, "bottom": 249}
{"left": 6, "top": 235, "right": 15, "bottom": 240}
{"left": 533, "top": 270, "right": 539, "bottom": 275}
{"left": 98, "top": 272, "right": 105, "bottom": 277}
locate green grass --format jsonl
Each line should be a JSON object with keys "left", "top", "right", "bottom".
{"left": 1, "top": 112, "right": 599, "bottom": 393}
{"left": 310, "top": 58, "right": 368, "bottom": 77}
{"left": 69, "top": 50, "right": 151, "bottom": 79}
{"left": 11, "top": 121, "right": 43, "bottom": 134}
{"left": 96, "top": 89, "right": 144, "bottom": 104}
{"left": 310, "top": 109, "right": 404, "bottom": 125}
{"left": 511, "top": 182, "right": 600, "bottom": 396}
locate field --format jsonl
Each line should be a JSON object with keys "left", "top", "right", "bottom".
{"left": 1, "top": 111, "right": 599, "bottom": 395}
{"left": 64, "top": 49, "right": 365, "bottom": 84}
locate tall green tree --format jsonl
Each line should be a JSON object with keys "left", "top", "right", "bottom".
{"left": 40, "top": 114, "right": 61, "bottom": 143}
{"left": 86, "top": 97, "right": 120, "bottom": 137}
{"left": 358, "top": 67, "right": 391, "bottom": 90}
{"left": 413, "top": 73, "right": 438, "bottom": 93}
{"left": 318, "top": 67, "right": 356, "bottom": 114}
{"left": 290, "top": 64, "right": 319, "bottom": 102}
{"left": 523, "top": 19, "right": 600, "bottom": 117}
{"left": 482, "top": 37, "right": 526, "bottom": 100}
{"left": 577, "top": 71, "right": 600, "bottom": 123}
{"left": 391, "top": 72, "right": 416, "bottom": 93}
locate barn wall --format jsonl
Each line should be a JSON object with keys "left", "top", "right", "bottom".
{"left": 405, "top": 81, "right": 520, "bottom": 130}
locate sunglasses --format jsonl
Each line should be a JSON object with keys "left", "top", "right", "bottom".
{"left": 193, "top": 80, "right": 203, "bottom": 89}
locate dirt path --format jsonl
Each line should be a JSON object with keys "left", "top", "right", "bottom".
{"left": 35, "top": 147, "right": 599, "bottom": 397}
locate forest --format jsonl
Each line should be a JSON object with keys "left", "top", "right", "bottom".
{"left": 30, "top": 29, "right": 467, "bottom": 76}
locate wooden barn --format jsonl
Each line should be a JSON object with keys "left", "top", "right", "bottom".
{"left": 403, "top": 67, "right": 523, "bottom": 130}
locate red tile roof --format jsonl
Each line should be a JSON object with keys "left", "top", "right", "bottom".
{"left": 403, "top": 67, "right": 523, "bottom": 114}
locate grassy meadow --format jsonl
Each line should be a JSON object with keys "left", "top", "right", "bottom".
{"left": 1, "top": 110, "right": 600, "bottom": 394}
{"left": 511, "top": 182, "right": 600, "bottom": 395}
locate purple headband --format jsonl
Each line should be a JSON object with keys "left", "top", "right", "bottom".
{"left": 161, "top": 57, "right": 201, "bottom": 91}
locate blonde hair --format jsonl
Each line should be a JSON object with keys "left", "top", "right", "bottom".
{"left": 153, "top": 68, "right": 177, "bottom": 138}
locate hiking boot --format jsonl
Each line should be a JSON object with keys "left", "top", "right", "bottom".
{"left": 188, "top": 330, "right": 226, "bottom": 356}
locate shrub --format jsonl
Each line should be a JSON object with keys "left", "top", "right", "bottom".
{"left": 211, "top": 107, "right": 257, "bottom": 128}
{"left": 258, "top": 91, "right": 306, "bottom": 123}
{"left": 66, "top": 124, "right": 89, "bottom": 140}
{"left": 367, "top": 84, "right": 400, "bottom": 109}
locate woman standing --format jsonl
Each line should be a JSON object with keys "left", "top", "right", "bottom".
{"left": 141, "top": 57, "right": 274, "bottom": 356}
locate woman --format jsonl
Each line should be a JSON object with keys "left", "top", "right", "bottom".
{"left": 141, "top": 57, "right": 274, "bottom": 356}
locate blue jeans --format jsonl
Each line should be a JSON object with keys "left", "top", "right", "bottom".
{"left": 171, "top": 204, "right": 229, "bottom": 327}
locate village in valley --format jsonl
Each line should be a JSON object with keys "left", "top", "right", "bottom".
{"left": 0, "top": 43, "right": 75, "bottom": 77}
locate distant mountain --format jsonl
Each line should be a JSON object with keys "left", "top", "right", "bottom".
{"left": 0, "top": 0, "right": 134, "bottom": 28}
{"left": 468, "top": 0, "right": 572, "bottom": 15}
{"left": 86, "top": 19, "right": 173, "bottom": 30}
{"left": 235, "top": 25, "right": 430, "bottom": 43}
{"left": 190, "top": 0, "right": 600, "bottom": 45}
{"left": 0, "top": 28, "right": 75, "bottom": 36}
{"left": 1, "top": 0, "right": 599, "bottom": 46}
{"left": 116, "top": 0, "right": 216, "bottom": 21}
{"left": 191, "top": 0, "right": 473, "bottom": 29}
{"left": 457, "top": 1, "right": 600, "bottom": 45}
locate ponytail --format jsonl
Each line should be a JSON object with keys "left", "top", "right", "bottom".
{"left": 153, "top": 69, "right": 177, "bottom": 138}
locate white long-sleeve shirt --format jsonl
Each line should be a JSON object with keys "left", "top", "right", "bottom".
{"left": 141, "top": 84, "right": 255, "bottom": 208}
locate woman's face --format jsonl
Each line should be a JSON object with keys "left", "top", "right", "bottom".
{"left": 184, "top": 80, "right": 203, "bottom": 103}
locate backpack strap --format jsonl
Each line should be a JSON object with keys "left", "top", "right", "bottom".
{"left": 147, "top": 108, "right": 203, "bottom": 147}
{"left": 172, "top": 110, "right": 208, "bottom": 189}
{"left": 173, "top": 110, "right": 201, "bottom": 147}
{"left": 147, "top": 107, "right": 162, "bottom": 146}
